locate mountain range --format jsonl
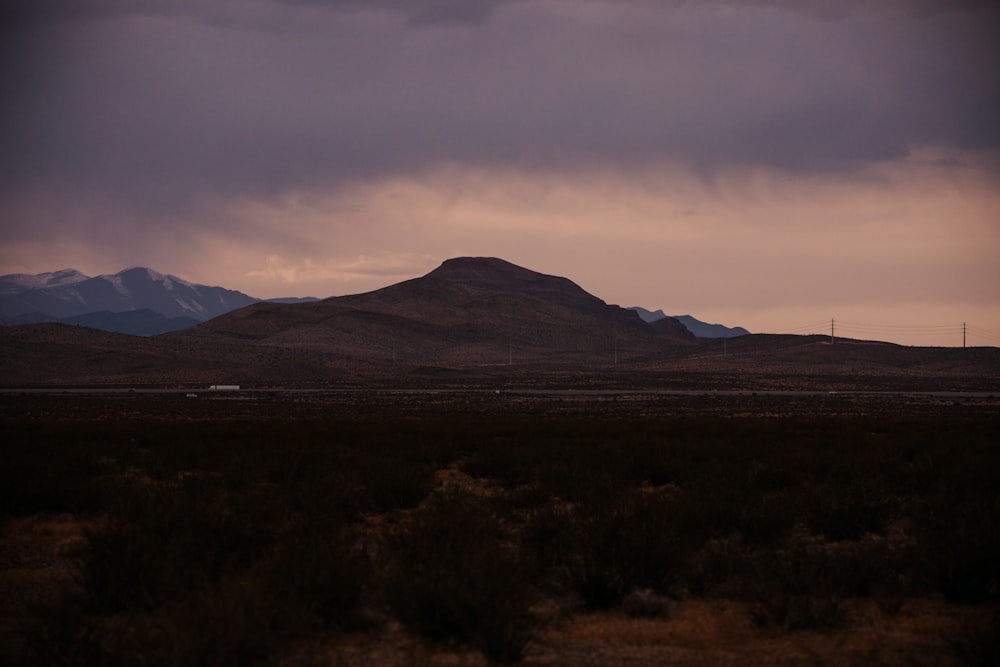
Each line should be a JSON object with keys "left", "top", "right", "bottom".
{"left": 0, "top": 263, "right": 743, "bottom": 338}
{"left": 629, "top": 308, "right": 750, "bottom": 338}
{"left": 0, "top": 267, "right": 291, "bottom": 335}
{"left": 1, "top": 257, "right": 997, "bottom": 389}
{"left": 0, "top": 257, "right": 694, "bottom": 385}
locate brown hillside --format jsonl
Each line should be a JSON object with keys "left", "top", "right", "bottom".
{"left": 185, "top": 257, "right": 686, "bottom": 365}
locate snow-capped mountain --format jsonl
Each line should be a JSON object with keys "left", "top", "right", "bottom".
{"left": 0, "top": 267, "right": 259, "bottom": 322}
{"left": 0, "top": 269, "right": 90, "bottom": 295}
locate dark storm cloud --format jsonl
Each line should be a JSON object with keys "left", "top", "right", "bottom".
{"left": 2, "top": 0, "right": 998, "bottom": 227}
{"left": 0, "top": 0, "right": 523, "bottom": 30}
{"left": 2, "top": 0, "right": 989, "bottom": 31}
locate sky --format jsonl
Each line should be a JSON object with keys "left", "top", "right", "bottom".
{"left": 2, "top": 0, "right": 999, "bottom": 347}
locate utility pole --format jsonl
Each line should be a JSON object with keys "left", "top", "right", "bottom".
{"left": 963, "top": 322, "right": 966, "bottom": 349}
{"left": 831, "top": 318, "right": 835, "bottom": 345}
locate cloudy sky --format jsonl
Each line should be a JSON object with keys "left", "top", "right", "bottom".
{"left": 2, "top": 0, "right": 998, "bottom": 346}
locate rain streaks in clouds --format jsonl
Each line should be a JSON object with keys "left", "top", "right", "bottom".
{"left": 1, "top": 0, "right": 998, "bottom": 344}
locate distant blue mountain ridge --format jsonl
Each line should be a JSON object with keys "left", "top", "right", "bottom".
{"left": 629, "top": 307, "right": 750, "bottom": 338}
{"left": 0, "top": 267, "right": 317, "bottom": 335}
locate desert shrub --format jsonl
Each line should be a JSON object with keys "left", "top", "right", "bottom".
{"left": 688, "top": 531, "right": 901, "bottom": 603}
{"left": 825, "top": 536, "right": 911, "bottom": 598}
{"left": 622, "top": 588, "right": 672, "bottom": 618}
{"left": 461, "top": 418, "right": 696, "bottom": 503}
{"left": 750, "top": 588, "right": 844, "bottom": 631}
{"left": 0, "top": 424, "right": 115, "bottom": 517}
{"left": 520, "top": 503, "right": 578, "bottom": 591}
{"left": 462, "top": 432, "right": 543, "bottom": 489}
{"left": 239, "top": 440, "right": 434, "bottom": 523}
{"left": 538, "top": 457, "right": 623, "bottom": 507}
{"left": 50, "top": 489, "right": 368, "bottom": 666}
{"left": 77, "top": 474, "right": 281, "bottom": 613}
{"left": 495, "top": 481, "right": 555, "bottom": 514}
{"left": 167, "top": 573, "right": 304, "bottom": 667}
{"left": 42, "top": 567, "right": 311, "bottom": 667}
{"left": 918, "top": 493, "right": 1000, "bottom": 603}
{"left": 745, "top": 529, "right": 915, "bottom": 625}
{"left": 566, "top": 491, "right": 688, "bottom": 608}
{"left": 737, "top": 491, "right": 800, "bottom": 545}
{"left": 264, "top": 526, "right": 371, "bottom": 630}
{"left": 802, "top": 481, "right": 892, "bottom": 542}
{"left": 668, "top": 472, "right": 749, "bottom": 548}
{"left": 353, "top": 452, "right": 436, "bottom": 513}
{"left": 951, "top": 611, "right": 1000, "bottom": 667}
{"left": 13, "top": 404, "right": 1000, "bottom": 665}
{"left": 684, "top": 535, "right": 754, "bottom": 597}
{"left": 250, "top": 445, "right": 369, "bottom": 524}
{"left": 383, "top": 490, "right": 536, "bottom": 663}
{"left": 745, "top": 541, "right": 846, "bottom": 631}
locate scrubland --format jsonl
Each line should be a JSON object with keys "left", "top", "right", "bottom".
{"left": 1, "top": 391, "right": 998, "bottom": 665}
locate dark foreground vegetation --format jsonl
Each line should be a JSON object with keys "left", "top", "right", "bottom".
{"left": 1, "top": 392, "right": 999, "bottom": 665}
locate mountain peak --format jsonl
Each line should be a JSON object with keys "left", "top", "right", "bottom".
{"left": 0, "top": 268, "right": 89, "bottom": 292}
{"left": 630, "top": 306, "right": 667, "bottom": 323}
{"left": 119, "top": 266, "right": 164, "bottom": 279}
{"left": 427, "top": 257, "right": 542, "bottom": 283}
{"left": 47, "top": 268, "right": 89, "bottom": 285}
{"left": 423, "top": 257, "right": 608, "bottom": 311}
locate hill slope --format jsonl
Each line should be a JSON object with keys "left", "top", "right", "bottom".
{"left": 189, "top": 257, "right": 692, "bottom": 365}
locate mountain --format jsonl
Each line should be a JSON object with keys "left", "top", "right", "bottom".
{"left": 631, "top": 307, "right": 666, "bottom": 323}
{"left": 630, "top": 307, "right": 749, "bottom": 338}
{"left": 648, "top": 316, "right": 695, "bottom": 339}
{"left": 2, "top": 257, "right": 998, "bottom": 390}
{"left": 61, "top": 309, "right": 202, "bottom": 336}
{"left": 0, "top": 268, "right": 89, "bottom": 294}
{"left": 0, "top": 267, "right": 259, "bottom": 324}
{"left": 188, "top": 257, "right": 693, "bottom": 365}
{"left": 672, "top": 315, "right": 750, "bottom": 339}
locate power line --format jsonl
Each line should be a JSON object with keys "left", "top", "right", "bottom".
{"left": 966, "top": 324, "right": 1000, "bottom": 345}
{"left": 772, "top": 321, "right": 832, "bottom": 335}
{"left": 762, "top": 319, "right": 1000, "bottom": 347}
{"left": 835, "top": 320, "right": 963, "bottom": 333}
